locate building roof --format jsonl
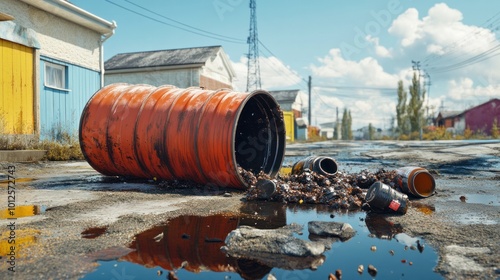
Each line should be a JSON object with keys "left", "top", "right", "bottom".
{"left": 268, "top": 90, "right": 300, "bottom": 104}
{"left": 438, "top": 111, "right": 462, "bottom": 119}
{"left": 461, "top": 98, "right": 500, "bottom": 115}
{"left": 320, "top": 122, "right": 338, "bottom": 129}
{"left": 19, "top": 0, "right": 116, "bottom": 35}
{"left": 105, "top": 45, "right": 225, "bottom": 71}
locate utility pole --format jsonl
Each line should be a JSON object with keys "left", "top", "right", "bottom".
{"left": 246, "top": 0, "right": 261, "bottom": 92}
{"left": 424, "top": 71, "right": 432, "bottom": 125}
{"left": 308, "top": 75, "right": 311, "bottom": 126}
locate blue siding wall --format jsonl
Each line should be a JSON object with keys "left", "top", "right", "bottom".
{"left": 40, "top": 56, "right": 100, "bottom": 139}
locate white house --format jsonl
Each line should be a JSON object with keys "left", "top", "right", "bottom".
{"left": 104, "top": 45, "right": 236, "bottom": 90}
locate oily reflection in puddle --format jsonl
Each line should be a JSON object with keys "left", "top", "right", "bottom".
{"left": 121, "top": 214, "right": 271, "bottom": 278}
{"left": 0, "top": 205, "right": 46, "bottom": 219}
{"left": 120, "top": 203, "right": 288, "bottom": 278}
{"left": 365, "top": 213, "right": 404, "bottom": 240}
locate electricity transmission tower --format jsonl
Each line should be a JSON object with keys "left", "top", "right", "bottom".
{"left": 246, "top": 0, "right": 261, "bottom": 92}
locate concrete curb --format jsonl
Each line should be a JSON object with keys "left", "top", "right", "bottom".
{"left": 0, "top": 150, "right": 47, "bottom": 162}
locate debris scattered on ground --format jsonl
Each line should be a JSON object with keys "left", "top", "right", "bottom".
{"left": 357, "top": 264, "right": 364, "bottom": 274}
{"left": 368, "top": 264, "right": 378, "bottom": 276}
{"left": 168, "top": 271, "right": 179, "bottom": 280}
{"left": 417, "top": 240, "right": 425, "bottom": 253}
{"left": 335, "top": 269, "right": 342, "bottom": 279}
{"left": 244, "top": 167, "right": 399, "bottom": 211}
{"left": 267, "top": 274, "right": 277, "bottom": 280}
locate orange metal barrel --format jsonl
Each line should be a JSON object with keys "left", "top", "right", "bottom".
{"left": 79, "top": 83, "right": 286, "bottom": 189}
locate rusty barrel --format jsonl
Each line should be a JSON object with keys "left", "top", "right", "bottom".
{"left": 79, "top": 83, "right": 286, "bottom": 189}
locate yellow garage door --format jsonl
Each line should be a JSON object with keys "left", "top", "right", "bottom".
{"left": 0, "top": 39, "right": 34, "bottom": 134}
{"left": 283, "top": 111, "right": 295, "bottom": 142}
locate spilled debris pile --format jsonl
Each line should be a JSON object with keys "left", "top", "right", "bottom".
{"left": 241, "top": 167, "right": 399, "bottom": 210}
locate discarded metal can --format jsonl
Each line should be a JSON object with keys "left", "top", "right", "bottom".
{"left": 79, "top": 83, "right": 286, "bottom": 189}
{"left": 365, "top": 181, "right": 408, "bottom": 214}
{"left": 393, "top": 167, "right": 436, "bottom": 198}
{"left": 291, "top": 156, "right": 338, "bottom": 176}
{"left": 255, "top": 179, "right": 277, "bottom": 200}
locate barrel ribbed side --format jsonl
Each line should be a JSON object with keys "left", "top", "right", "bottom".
{"left": 79, "top": 83, "right": 285, "bottom": 188}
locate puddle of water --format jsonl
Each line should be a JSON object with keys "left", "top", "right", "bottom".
{"left": 83, "top": 202, "right": 441, "bottom": 280}
{"left": 0, "top": 228, "right": 40, "bottom": 258}
{"left": 0, "top": 205, "right": 46, "bottom": 219}
{"left": 454, "top": 194, "right": 500, "bottom": 206}
{"left": 455, "top": 213, "right": 498, "bottom": 225}
{"left": 81, "top": 226, "right": 108, "bottom": 239}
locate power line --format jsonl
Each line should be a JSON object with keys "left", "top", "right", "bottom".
{"left": 315, "top": 85, "right": 397, "bottom": 91}
{"left": 104, "top": 0, "right": 245, "bottom": 44}
{"left": 427, "top": 42, "right": 500, "bottom": 73}
{"left": 422, "top": 10, "right": 500, "bottom": 74}
{"left": 123, "top": 0, "right": 245, "bottom": 43}
{"left": 422, "top": 11, "right": 500, "bottom": 65}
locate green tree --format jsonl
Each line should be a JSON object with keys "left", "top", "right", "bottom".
{"left": 368, "top": 123, "right": 375, "bottom": 140}
{"left": 396, "top": 80, "right": 409, "bottom": 135}
{"left": 408, "top": 73, "right": 426, "bottom": 134}
{"left": 491, "top": 118, "right": 499, "bottom": 138}
{"left": 347, "top": 110, "right": 353, "bottom": 140}
{"left": 341, "top": 108, "right": 348, "bottom": 140}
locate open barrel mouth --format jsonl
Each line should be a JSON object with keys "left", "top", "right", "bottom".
{"left": 235, "top": 91, "right": 286, "bottom": 182}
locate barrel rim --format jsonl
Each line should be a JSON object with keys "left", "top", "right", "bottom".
{"left": 232, "top": 89, "right": 286, "bottom": 188}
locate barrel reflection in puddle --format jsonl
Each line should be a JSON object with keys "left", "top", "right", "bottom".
{"left": 83, "top": 202, "right": 441, "bottom": 280}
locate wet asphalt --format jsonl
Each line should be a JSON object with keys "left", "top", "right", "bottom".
{"left": 0, "top": 140, "right": 498, "bottom": 279}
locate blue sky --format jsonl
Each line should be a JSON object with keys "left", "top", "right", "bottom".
{"left": 71, "top": 0, "right": 500, "bottom": 129}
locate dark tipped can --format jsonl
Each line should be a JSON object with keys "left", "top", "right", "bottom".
{"left": 291, "top": 156, "right": 338, "bottom": 176}
{"left": 365, "top": 181, "right": 408, "bottom": 214}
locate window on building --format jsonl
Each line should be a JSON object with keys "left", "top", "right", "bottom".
{"left": 45, "top": 62, "right": 67, "bottom": 89}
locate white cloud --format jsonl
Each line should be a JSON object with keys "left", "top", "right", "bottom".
{"left": 447, "top": 78, "right": 500, "bottom": 105}
{"left": 388, "top": 8, "right": 422, "bottom": 47}
{"left": 231, "top": 56, "right": 302, "bottom": 91}
{"left": 310, "top": 48, "right": 399, "bottom": 87}
{"left": 389, "top": 3, "right": 497, "bottom": 60}
{"left": 366, "top": 35, "right": 392, "bottom": 58}
{"left": 231, "top": 3, "right": 500, "bottom": 132}
{"left": 308, "top": 48, "right": 403, "bottom": 129}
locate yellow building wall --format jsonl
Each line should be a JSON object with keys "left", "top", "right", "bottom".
{"left": 283, "top": 111, "right": 295, "bottom": 142}
{"left": 0, "top": 39, "right": 34, "bottom": 134}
